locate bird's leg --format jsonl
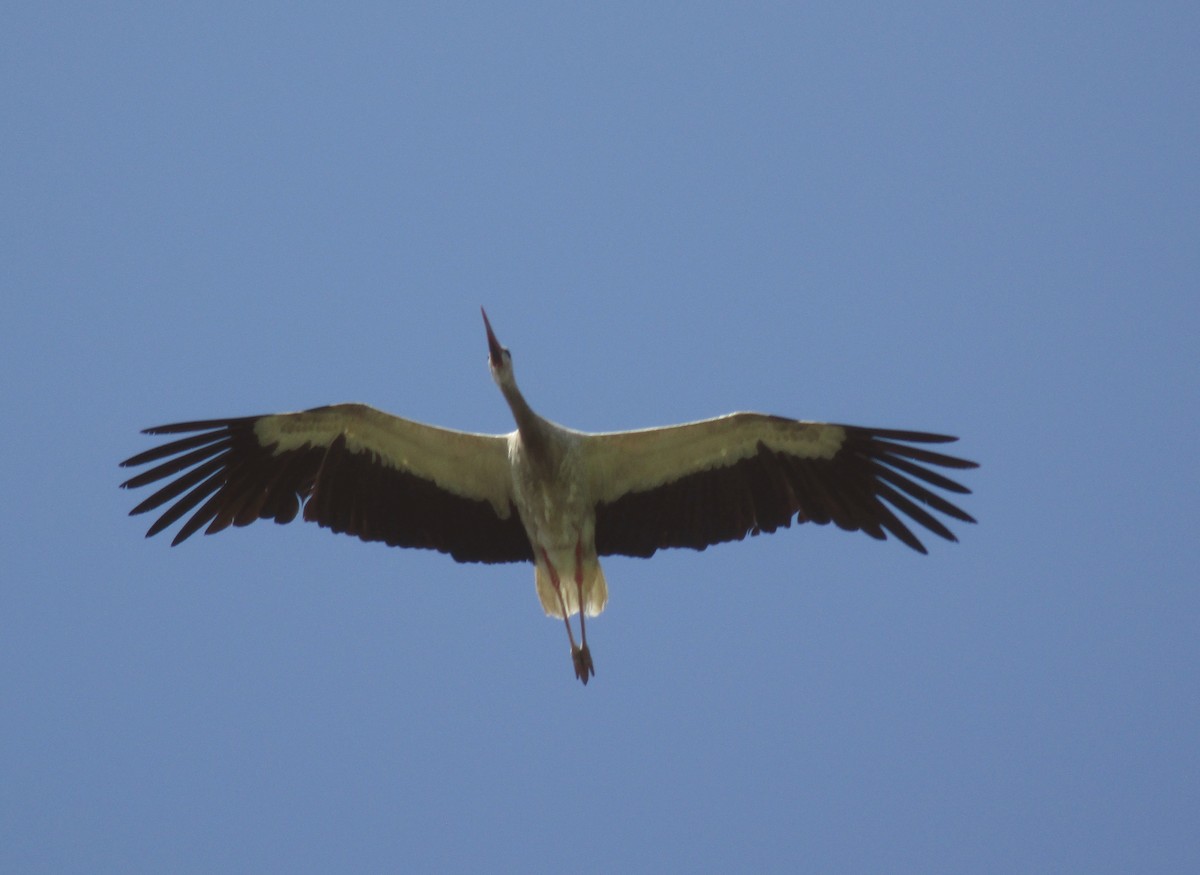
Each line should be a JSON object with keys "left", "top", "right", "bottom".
{"left": 541, "top": 549, "right": 588, "bottom": 684}
{"left": 573, "top": 540, "right": 594, "bottom": 682}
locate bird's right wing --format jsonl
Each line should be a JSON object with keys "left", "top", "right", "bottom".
{"left": 120, "top": 403, "right": 533, "bottom": 563}
{"left": 582, "top": 413, "right": 976, "bottom": 557}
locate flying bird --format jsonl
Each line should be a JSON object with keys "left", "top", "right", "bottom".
{"left": 121, "top": 309, "right": 977, "bottom": 684}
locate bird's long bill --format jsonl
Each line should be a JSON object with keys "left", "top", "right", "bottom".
{"left": 481, "top": 308, "right": 504, "bottom": 365}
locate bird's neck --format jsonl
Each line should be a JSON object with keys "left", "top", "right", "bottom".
{"left": 501, "top": 382, "right": 555, "bottom": 464}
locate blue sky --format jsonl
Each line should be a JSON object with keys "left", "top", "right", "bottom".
{"left": 3, "top": 3, "right": 1197, "bottom": 872}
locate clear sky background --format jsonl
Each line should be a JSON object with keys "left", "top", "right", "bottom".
{"left": 3, "top": 4, "right": 1197, "bottom": 873}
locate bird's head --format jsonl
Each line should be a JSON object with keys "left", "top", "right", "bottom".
{"left": 481, "top": 308, "right": 514, "bottom": 386}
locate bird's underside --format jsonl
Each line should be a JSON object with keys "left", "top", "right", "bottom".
{"left": 121, "top": 311, "right": 978, "bottom": 684}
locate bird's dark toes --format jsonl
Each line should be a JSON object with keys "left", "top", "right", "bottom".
{"left": 572, "top": 645, "right": 595, "bottom": 684}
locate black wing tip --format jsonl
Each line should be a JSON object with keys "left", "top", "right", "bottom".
{"left": 120, "top": 450, "right": 154, "bottom": 470}
{"left": 840, "top": 424, "right": 979, "bottom": 552}
{"left": 141, "top": 526, "right": 185, "bottom": 546}
{"left": 850, "top": 429, "right": 979, "bottom": 473}
{"left": 891, "top": 518, "right": 973, "bottom": 554}
{"left": 850, "top": 425, "right": 978, "bottom": 456}
{"left": 852, "top": 426, "right": 960, "bottom": 443}
{"left": 140, "top": 416, "right": 259, "bottom": 436}
{"left": 122, "top": 417, "right": 261, "bottom": 470}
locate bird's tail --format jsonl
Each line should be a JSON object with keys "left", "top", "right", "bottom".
{"left": 535, "top": 559, "right": 608, "bottom": 619}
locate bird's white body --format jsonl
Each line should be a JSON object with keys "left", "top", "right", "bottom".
{"left": 507, "top": 428, "right": 609, "bottom": 619}
{"left": 121, "top": 309, "right": 977, "bottom": 684}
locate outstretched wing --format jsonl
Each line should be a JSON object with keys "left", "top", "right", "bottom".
{"left": 120, "top": 403, "right": 533, "bottom": 563}
{"left": 584, "top": 413, "right": 976, "bottom": 557}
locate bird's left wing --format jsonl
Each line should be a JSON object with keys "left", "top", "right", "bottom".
{"left": 120, "top": 403, "right": 532, "bottom": 563}
{"left": 582, "top": 413, "right": 977, "bottom": 557}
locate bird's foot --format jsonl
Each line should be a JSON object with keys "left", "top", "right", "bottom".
{"left": 571, "top": 645, "right": 594, "bottom": 685}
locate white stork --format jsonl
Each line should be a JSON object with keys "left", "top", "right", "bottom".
{"left": 121, "top": 309, "right": 977, "bottom": 684}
